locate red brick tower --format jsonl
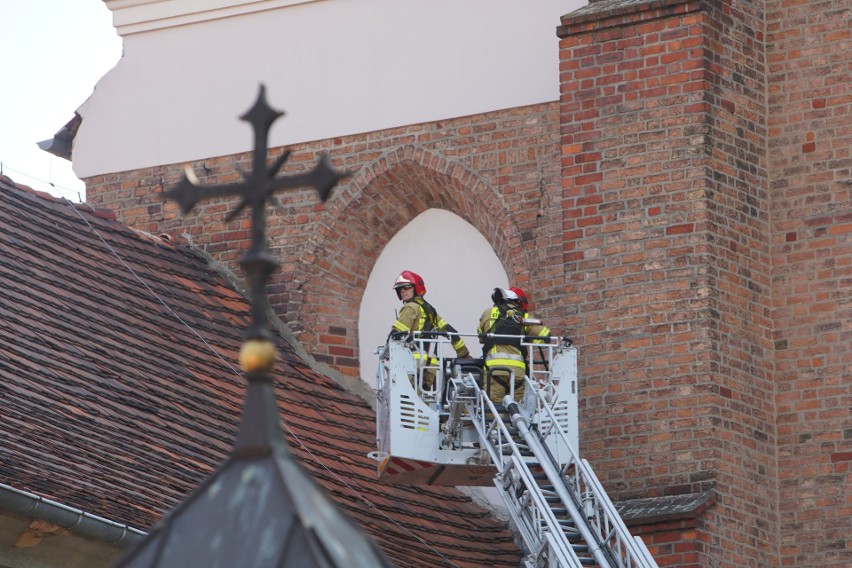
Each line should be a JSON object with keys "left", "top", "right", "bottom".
{"left": 558, "top": 0, "right": 849, "bottom": 566}
{"left": 766, "top": 0, "right": 850, "bottom": 564}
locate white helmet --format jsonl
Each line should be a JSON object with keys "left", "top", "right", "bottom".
{"left": 491, "top": 287, "right": 519, "bottom": 305}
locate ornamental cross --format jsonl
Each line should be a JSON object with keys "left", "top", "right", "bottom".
{"left": 164, "top": 85, "right": 347, "bottom": 340}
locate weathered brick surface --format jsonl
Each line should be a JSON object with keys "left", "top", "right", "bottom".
{"left": 85, "top": 104, "right": 563, "bottom": 377}
{"left": 637, "top": 523, "right": 704, "bottom": 567}
{"left": 767, "top": 0, "right": 852, "bottom": 565}
{"left": 559, "top": 0, "right": 779, "bottom": 566}
{"left": 559, "top": 0, "right": 715, "bottom": 493}
{"left": 83, "top": 0, "right": 850, "bottom": 565}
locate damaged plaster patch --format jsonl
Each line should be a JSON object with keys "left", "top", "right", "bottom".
{"left": 15, "top": 519, "right": 70, "bottom": 548}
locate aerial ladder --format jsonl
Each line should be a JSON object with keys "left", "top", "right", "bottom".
{"left": 372, "top": 332, "right": 658, "bottom": 568}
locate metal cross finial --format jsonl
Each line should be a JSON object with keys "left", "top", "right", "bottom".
{"left": 164, "top": 84, "right": 347, "bottom": 340}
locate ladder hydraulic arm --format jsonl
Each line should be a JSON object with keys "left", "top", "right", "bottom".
{"left": 451, "top": 373, "right": 658, "bottom": 568}
{"left": 373, "top": 333, "right": 658, "bottom": 567}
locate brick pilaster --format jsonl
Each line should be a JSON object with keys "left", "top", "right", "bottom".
{"left": 559, "top": 0, "right": 776, "bottom": 566}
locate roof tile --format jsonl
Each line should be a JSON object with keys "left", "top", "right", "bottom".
{"left": 0, "top": 178, "right": 521, "bottom": 567}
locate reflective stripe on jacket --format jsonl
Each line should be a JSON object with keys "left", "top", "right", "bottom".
{"left": 391, "top": 297, "right": 469, "bottom": 358}
{"left": 478, "top": 306, "right": 550, "bottom": 370}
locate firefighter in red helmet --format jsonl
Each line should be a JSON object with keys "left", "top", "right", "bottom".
{"left": 478, "top": 287, "right": 550, "bottom": 405}
{"left": 390, "top": 270, "right": 469, "bottom": 391}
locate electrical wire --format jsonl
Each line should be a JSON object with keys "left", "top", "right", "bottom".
{"left": 2, "top": 161, "right": 83, "bottom": 202}
{"left": 64, "top": 198, "right": 234, "bottom": 372}
{"left": 62, "top": 198, "right": 464, "bottom": 568}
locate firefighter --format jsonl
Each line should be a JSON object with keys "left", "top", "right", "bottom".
{"left": 389, "top": 270, "right": 470, "bottom": 391}
{"left": 478, "top": 287, "right": 550, "bottom": 405}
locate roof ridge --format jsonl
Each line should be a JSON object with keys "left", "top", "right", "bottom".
{"left": 1, "top": 172, "right": 187, "bottom": 252}
{"left": 0, "top": 173, "right": 116, "bottom": 221}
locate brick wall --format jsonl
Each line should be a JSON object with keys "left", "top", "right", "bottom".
{"left": 632, "top": 520, "right": 704, "bottom": 567}
{"left": 558, "top": 0, "right": 714, "bottom": 494}
{"left": 82, "top": 0, "right": 851, "bottom": 564}
{"left": 767, "top": 0, "right": 852, "bottom": 565}
{"left": 698, "top": 0, "right": 778, "bottom": 564}
{"left": 558, "top": 0, "right": 777, "bottom": 566}
{"left": 84, "top": 104, "right": 563, "bottom": 378}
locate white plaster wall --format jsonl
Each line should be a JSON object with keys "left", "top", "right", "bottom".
{"left": 358, "top": 209, "right": 508, "bottom": 387}
{"left": 74, "top": 0, "right": 578, "bottom": 178}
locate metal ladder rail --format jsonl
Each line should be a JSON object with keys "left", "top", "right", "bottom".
{"left": 398, "top": 334, "right": 652, "bottom": 567}
{"left": 502, "top": 398, "right": 614, "bottom": 568}
{"left": 469, "top": 391, "right": 589, "bottom": 568}
{"left": 461, "top": 381, "right": 593, "bottom": 568}
{"left": 523, "top": 339, "right": 558, "bottom": 392}
{"left": 497, "top": 454, "right": 581, "bottom": 568}
{"left": 404, "top": 332, "right": 561, "bottom": 409}
{"left": 578, "top": 459, "right": 657, "bottom": 567}
{"left": 530, "top": 391, "right": 658, "bottom": 568}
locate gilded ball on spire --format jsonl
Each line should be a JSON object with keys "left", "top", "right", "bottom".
{"left": 239, "top": 339, "right": 277, "bottom": 373}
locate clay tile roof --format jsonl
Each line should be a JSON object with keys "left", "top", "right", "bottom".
{"left": 0, "top": 177, "right": 522, "bottom": 567}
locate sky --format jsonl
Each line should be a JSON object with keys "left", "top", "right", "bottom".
{"left": 0, "top": 1, "right": 122, "bottom": 202}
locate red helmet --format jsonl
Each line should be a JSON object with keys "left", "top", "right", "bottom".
{"left": 508, "top": 287, "right": 529, "bottom": 312}
{"left": 393, "top": 270, "right": 426, "bottom": 296}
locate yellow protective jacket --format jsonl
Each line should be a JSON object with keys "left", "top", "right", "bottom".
{"left": 391, "top": 296, "right": 470, "bottom": 359}
{"left": 477, "top": 304, "right": 550, "bottom": 374}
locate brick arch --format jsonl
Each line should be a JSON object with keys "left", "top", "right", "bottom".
{"left": 289, "top": 144, "right": 529, "bottom": 377}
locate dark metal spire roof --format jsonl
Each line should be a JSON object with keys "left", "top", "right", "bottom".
{"left": 113, "top": 85, "right": 393, "bottom": 568}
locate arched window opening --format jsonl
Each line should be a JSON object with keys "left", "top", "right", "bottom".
{"left": 358, "top": 208, "right": 507, "bottom": 387}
